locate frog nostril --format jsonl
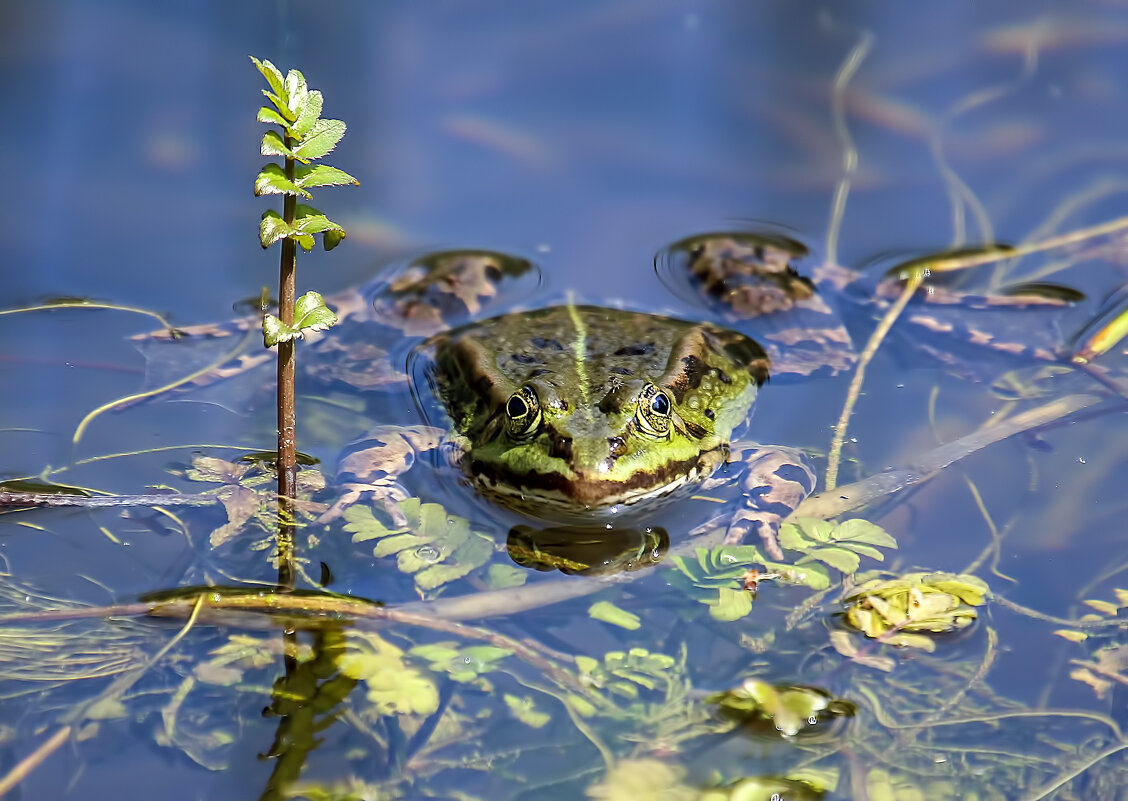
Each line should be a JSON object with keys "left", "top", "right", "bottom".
{"left": 550, "top": 435, "right": 573, "bottom": 461}
{"left": 607, "top": 436, "right": 627, "bottom": 459}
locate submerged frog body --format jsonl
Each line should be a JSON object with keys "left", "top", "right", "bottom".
{"left": 428, "top": 305, "right": 769, "bottom": 516}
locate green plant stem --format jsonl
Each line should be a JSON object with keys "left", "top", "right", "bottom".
{"left": 277, "top": 148, "right": 298, "bottom": 592}
{"left": 825, "top": 273, "right": 923, "bottom": 490}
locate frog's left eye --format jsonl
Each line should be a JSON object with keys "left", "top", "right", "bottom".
{"left": 504, "top": 385, "right": 542, "bottom": 440}
{"left": 635, "top": 383, "right": 673, "bottom": 438}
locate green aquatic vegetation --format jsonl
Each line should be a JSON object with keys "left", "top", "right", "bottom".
{"left": 588, "top": 600, "right": 642, "bottom": 630}
{"left": 778, "top": 516, "right": 898, "bottom": 575}
{"left": 572, "top": 647, "right": 679, "bottom": 710}
{"left": 408, "top": 642, "right": 513, "bottom": 684}
{"left": 709, "top": 678, "right": 855, "bottom": 738}
{"left": 841, "top": 572, "right": 989, "bottom": 646}
{"left": 251, "top": 56, "right": 357, "bottom": 574}
{"left": 667, "top": 519, "right": 897, "bottom": 622}
{"left": 341, "top": 497, "right": 495, "bottom": 592}
{"left": 337, "top": 631, "right": 439, "bottom": 717}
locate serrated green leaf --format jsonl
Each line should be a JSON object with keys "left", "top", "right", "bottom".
{"left": 807, "top": 546, "right": 861, "bottom": 574}
{"left": 323, "top": 228, "right": 346, "bottom": 251}
{"left": 342, "top": 505, "right": 406, "bottom": 542}
{"left": 257, "top": 106, "right": 289, "bottom": 128}
{"left": 259, "top": 210, "right": 293, "bottom": 248}
{"left": 260, "top": 129, "right": 294, "bottom": 158}
{"left": 251, "top": 57, "right": 286, "bottom": 99}
{"left": 295, "top": 163, "right": 359, "bottom": 189}
{"left": 589, "top": 601, "right": 641, "bottom": 630}
{"left": 293, "top": 211, "right": 345, "bottom": 237}
{"left": 283, "top": 69, "right": 308, "bottom": 114}
{"left": 263, "top": 314, "right": 298, "bottom": 346}
{"left": 833, "top": 519, "right": 898, "bottom": 548}
{"left": 293, "top": 291, "right": 338, "bottom": 333}
{"left": 254, "top": 163, "right": 310, "bottom": 199}
{"left": 294, "top": 118, "right": 346, "bottom": 162}
{"left": 292, "top": 89, "right": 323, "bottom": 139}
{"left": 708, "top": 587, "right": 753, "bottom": 621}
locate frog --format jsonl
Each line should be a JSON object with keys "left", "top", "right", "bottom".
{"left": 138, "top": 231, "right": 1076, "bottom": 565}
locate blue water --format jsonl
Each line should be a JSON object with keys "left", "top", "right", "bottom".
{"left": 4, "top": 2, "right": 1128, "bottom": 799}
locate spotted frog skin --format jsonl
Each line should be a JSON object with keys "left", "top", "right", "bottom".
{"left": 428, "top": 305, "right": 768, "bottom": 516}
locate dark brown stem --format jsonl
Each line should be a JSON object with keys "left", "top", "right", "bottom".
{"left": 277, "top": 147, "right": 298, "bottom": 592}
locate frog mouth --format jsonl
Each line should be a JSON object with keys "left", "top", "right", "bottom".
{"left": 465, "top": 448, "right": 726, "bottom": 517}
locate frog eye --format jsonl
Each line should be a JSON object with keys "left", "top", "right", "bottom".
{"left": 635, "top": 383, "right": 673, "bottom": 438}
{"left": 504, "top": 385, "right": 542, "bottom": 440}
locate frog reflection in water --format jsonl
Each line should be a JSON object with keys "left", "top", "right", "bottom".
{"left": 149, "top": 233, "right": 1073, "bottom": 562}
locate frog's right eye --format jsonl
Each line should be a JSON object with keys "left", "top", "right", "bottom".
{"left": 504, "top": 386, "right": 542, "bottom": 440}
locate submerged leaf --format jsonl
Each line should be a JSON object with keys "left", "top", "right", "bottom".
{"left": 589, "top": 601, "right": 642, "bottom": 630}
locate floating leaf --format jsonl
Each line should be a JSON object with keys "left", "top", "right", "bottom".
{"left": 842, "top": 572, "right": 987, "bottom": 640}
{"left": 802, "top": 546, "right": 860, "bottom": 574}
{"left": 410, "top": 641, "right": 511, "bottom": 683}
{"left": 1084, "top": 598, "right": 1119, "bottom": 616}
{"left": 709, "top": 678, "right": 853, "bottom": 737}
{"left": 1053, "top": 629, "right": 1088, "bottom": 643}
{"left": 708, "top": 587, "right": 753, "bottom": 622}
{"left": 589, "top": 601, "right": 641, "bottom": 630}
{"left": 833, "top": 518, "right": 899, "bottom": 548}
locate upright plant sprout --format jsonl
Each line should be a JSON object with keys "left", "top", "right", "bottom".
{"left": 251, "top": 56, "right": 358, "bottom": 581}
